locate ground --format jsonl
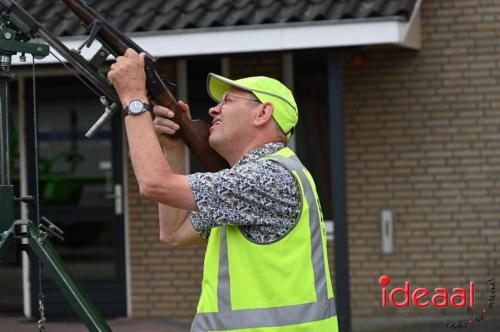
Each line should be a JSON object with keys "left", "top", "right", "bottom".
{"left": 0, "top": 314, "right": 191, "bottom": 332}
{"left": 1, "top": 314, "right": 499, "bottom": 332}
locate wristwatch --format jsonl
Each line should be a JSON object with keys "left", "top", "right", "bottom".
{"left": 124, "top": 99, "right": 152, "bottom": 116}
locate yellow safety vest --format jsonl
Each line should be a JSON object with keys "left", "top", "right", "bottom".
{"left": 191, "top": 147, "right": 338, "bottom": 331}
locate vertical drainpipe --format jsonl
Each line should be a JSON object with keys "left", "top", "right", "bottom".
{"left": 327, "top": 51, "right": 351, "bottom": 332}
{"left": 281, "top": 53, "right": 295, "bottom": 150}
{"left": 176, "top": 59, "right": 189, "bottom": 173}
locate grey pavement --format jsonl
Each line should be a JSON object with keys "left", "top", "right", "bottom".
{"left": 2, "top": 314, "right": 500, "bottom": 332}
{"left": 0, "top": 314, "right": 192, "bottom": 332}
{"left": 353, "top": 316, "right": 500, "bottom": 332}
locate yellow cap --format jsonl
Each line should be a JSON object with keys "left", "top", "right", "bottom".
{"left": 207, "top": 73, "right": 298, "bottom": 139}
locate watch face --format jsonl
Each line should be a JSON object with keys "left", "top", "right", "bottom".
{"left": 129, "top": 100, "right": 144, "bottom": 114}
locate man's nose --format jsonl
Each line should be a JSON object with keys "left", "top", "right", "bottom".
{"left": 208, "top": 103, "right": 221, "bottom": 118}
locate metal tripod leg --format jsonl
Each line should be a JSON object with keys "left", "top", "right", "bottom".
{"left": 0, "top": 185, "right": 15, "bottom": 261}
{"left": 0, "top": 219, "right": 112, "bottom": 332}
{"left": 0, "top": 221, "right": 15, "bottom": 261}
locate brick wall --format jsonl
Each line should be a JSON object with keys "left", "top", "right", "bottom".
{"left": 344, "top": 0, "right": 500, "bottom": 318}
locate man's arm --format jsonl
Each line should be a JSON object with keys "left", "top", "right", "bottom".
{"left": 108, "top": 49, "right": 197, "bottom": 211}
{"left": 124, "top": 111, "right": 197, "bottom": 210}
{"left": 157, "top": 140, "right": 205, "bottom": 246}
{"left": 161, "top": 214, "right": 206, "bottom": 247}
{"left": 108, "top": 49, "right": 208, "bottom": 246}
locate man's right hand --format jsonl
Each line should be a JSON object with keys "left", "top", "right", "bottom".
{"left": 153, "top": 100, "right": 191, "bottom": 149}
{"left": 153, "top": 100, "right": 191, "bottom": 135}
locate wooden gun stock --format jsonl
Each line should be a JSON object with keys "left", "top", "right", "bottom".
{"left": 154, "top": 90, "right": 227, "bottom": 172}
{"left": 62, "top": 0, "right": 228, "bottom": 172}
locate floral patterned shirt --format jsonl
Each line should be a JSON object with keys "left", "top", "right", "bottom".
{"left": 187, "top": 142, "right": 301, "bottom": 244}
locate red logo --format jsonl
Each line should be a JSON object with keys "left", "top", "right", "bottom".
{"left": 379, "top": 275, "right": 475, "bottom": 308}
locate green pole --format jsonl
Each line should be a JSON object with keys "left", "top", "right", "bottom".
{"left": 0, "top": 51, "right": 16, "bottom": 262}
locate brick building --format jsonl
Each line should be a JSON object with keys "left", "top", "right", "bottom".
{"left": 1, "top": 0, "right": 500, "bottom": 331}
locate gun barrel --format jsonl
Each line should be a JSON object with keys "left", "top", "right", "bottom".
{"left": 62, "top": 0, "right": 153, "bottom": 60}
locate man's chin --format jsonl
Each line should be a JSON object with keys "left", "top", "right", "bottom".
{"left": 208, "top": 135, "right": 221, "bottom": 152}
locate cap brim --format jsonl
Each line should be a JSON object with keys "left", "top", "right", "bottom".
{"left": 207, "top": 73, "right": 254, "bottom": 103}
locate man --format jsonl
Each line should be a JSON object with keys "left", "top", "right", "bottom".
{"left": 108, "top": 49, "right": 338, "bottom": 331}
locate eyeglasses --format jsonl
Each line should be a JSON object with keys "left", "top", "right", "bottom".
{"left": 217, "top": 92, "right": 260, "bottom": 108}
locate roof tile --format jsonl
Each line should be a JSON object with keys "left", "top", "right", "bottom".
{"left": 19, "top": 0, "right": 417, "bottom": 36}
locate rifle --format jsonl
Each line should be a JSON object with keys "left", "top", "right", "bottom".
{"left": 1, "top": 0, "right": 228, "bottom": 172}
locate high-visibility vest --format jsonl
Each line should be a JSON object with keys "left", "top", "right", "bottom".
{"left": 191, "top": 147, "right": 338, "bottom": 332}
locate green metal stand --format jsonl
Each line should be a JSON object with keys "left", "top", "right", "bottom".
{"left": 0, "top": 11, "right": 112, "bottom": 332}
{"left": 0, "top": 221, "right": 111, "bottom": 331}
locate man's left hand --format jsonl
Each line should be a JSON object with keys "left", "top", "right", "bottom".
{"left": 107, "top": 48, "right": 148, "bottom": 107}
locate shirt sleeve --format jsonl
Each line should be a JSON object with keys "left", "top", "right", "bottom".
{"left": 187, "top": 159, "right": 298, "bottom": 239}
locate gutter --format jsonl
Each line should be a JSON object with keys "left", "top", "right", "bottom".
{"left": 13, "top": 6, "right": 422, "bottom": 65}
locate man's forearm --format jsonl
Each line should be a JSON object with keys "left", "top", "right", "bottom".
{"left": 124, "top": 112, "right": 197, "bottom": 210}
{"left": 113, "top": 50, "right": 196, "bottom": 211}
{"left": 157, "top": 140, "right": 190, "bottom": 242}
{"left": 125, "top": 111, "right": 173, "bottom": 180}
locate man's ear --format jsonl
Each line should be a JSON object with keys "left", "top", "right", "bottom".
{"left": 254, "top": 102, "right": 274, "bottom": 127}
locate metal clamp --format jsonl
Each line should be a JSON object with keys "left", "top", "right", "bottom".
{"left": 39, "top": 216, "right": 64, "bottom": 242}
{"left": 75, "top": 19, "right": 102, "bottom": 53}
{"left": 85, "top": 96, "right": 118, "bottom": 138}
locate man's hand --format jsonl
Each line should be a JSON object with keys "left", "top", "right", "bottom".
{"left": 153, "top": 100, "right": 191, "bottom": 150}
{"left": 107, "top": 48, "right": 148, "bottom": 107}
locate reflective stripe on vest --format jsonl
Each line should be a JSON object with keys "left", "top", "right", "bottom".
{"left": 191, "top": 150, "right": 336, "bottom": 331}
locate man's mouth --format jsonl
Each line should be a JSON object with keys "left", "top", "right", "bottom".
{"left": 211, "top": 119, "right": 222, "bottom": 129}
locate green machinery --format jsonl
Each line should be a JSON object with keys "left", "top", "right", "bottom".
{"left": 0, "top": 1, "right": 112, "bottom": 331}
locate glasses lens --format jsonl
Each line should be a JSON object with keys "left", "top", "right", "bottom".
{"left": 217, "top": 92, "right": 259, "bottom": 107}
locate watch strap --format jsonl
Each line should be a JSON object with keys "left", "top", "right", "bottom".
{"left": 124, "top": 100, "right": 153, "bottom": 116}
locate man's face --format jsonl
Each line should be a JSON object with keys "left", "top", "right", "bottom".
{"left": 208, "top": 87, "right": 261, "bottom": 151}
